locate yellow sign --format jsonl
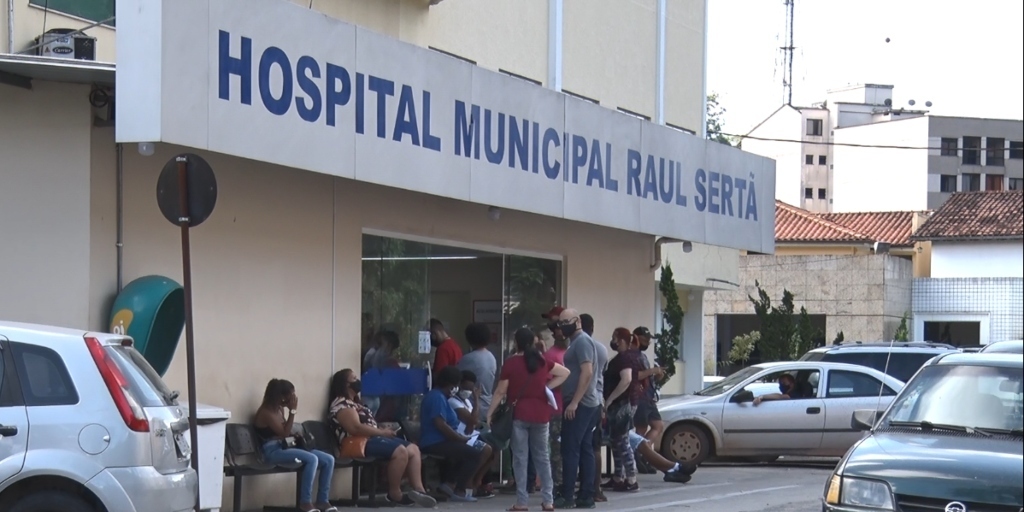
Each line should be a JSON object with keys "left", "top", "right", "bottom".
{"left": 111, "top": 309, "right": 134, "bottom": 336}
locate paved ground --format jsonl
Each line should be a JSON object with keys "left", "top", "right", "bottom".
{"left": 433, "top": 460, "right": 834, "bottom": 511}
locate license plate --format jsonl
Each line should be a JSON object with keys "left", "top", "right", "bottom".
{"left": 174, "top": 433, "right": 191, "bottom": 459}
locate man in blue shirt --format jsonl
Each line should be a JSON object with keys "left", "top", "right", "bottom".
{"left": 419, "top": 366, "right": 491, "bottom": 502}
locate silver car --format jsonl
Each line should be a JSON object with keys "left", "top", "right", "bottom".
{"left": 0, "top": 321, "right": 197, "bottom": 512}
{"left": 658, "top": 361, "right": 904, "bottom": 465}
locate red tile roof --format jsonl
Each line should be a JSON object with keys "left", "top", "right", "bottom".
{"left": 775, "top": 201, "right": 920, "bottom": 247}
{"left": 775, "top": 201, "right": 873, "bottom": 244}
{"left": 912, "top": 191, "right": 1024, "bottom": 241}
{"left": 819, "top": 211, "right": 917, "bottom": 247}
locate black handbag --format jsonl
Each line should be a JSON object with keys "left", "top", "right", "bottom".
{"left": 490, "top": 370, "right": 542, "bottom": 445}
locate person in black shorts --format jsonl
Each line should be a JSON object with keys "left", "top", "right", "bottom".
{"left": 631, "top": 327, "right": 665, "bottom": 474}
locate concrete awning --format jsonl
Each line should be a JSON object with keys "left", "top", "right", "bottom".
{"left": 0, "top": 54, "right": 115, "bottom": 89}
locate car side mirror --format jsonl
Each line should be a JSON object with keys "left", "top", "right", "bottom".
{"left": 731, "top": 390, "right": 754, "bottom": 403}
{"left": 851, "top": 409, "right": 880, "bottom": 431}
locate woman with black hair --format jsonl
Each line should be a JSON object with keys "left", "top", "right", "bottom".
{"left": 328, "top": 369, "right": 436, "bottom": 508}
{"left": 254, "top": 379, "right": 337, "bottom": 512}
{"left": 489, "top": 328, "right": 571, "bottom": 512}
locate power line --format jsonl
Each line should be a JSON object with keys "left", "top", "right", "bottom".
{"left": 724, "top": 133, "right": 1013, "bottom": 152}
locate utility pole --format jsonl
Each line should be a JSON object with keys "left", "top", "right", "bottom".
{"left": 781, "top": 0, "right": 795, "bottom": 105}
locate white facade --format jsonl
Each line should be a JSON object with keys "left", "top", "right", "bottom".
{"left": 931, "top": 241, "right": 1024, "bottom": 279}
{"left": 744, "top": 83, "right": 1024, "bottom": 213}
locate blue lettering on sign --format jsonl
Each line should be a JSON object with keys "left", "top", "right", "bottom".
{"left": 215, "top": 30, "right": 762, "bottom": 224}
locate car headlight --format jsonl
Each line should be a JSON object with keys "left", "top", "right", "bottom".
{"left": 839, "top": 476, "right": 894, "bottom": 510}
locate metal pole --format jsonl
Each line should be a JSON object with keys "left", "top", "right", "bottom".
{"left": 175, "top": 156, "right": 201, "bottom": 512}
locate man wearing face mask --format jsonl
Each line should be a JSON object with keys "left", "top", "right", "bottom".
{"left": 753, "top": 374, "right": 800, "bottom": 406}
{"left": 419, "top": 366, "right": 490, "bottom": 502}
{"left": 540, "top": 306, "right": 568, "bottom": 498}
{"left": 554, "top": 308, "right": 601, "bottom": 509}
{"left": 631, "top": 327, "right": 665, "bottom": 474}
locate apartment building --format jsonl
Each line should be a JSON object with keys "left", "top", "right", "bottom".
{"left": 2, "top": 1, "right": 777, "bottom": 507}
{"left": 743, "top": 83, "right": 1024, "bottom": 213}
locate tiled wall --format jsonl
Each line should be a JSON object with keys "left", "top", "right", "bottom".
{"left": 912, "top": 278, "right": 1024, "bottom": 342}
{"left": 703, "top": 254, "right": 914, "bottom": 367}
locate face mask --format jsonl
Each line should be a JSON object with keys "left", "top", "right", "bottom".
{"left": 779, "top": 383, "right": 789, "bottom": 394}
{"left": 458, "top": 389, "right": 472, "bottom": 400}
{"left": 451, "top": 386, "right": 460, "bottom": 397}
{"left": 559, "top": 324, "right": 577, "bottom": 338}
{"left": 610, "top": 340, "right": 620, "bottom": 351}
{"left": 350, "top": 380, "right": 362, "bottom": 394}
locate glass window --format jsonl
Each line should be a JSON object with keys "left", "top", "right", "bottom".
{"left": 806, "top": 119, "right": 823, "bottom": 136}
{"left": 696, "top": 366, "right": 761, "bottom": 396}
{"left": 805, "top": 155, "right": 814, "bottom": 165}
{"left": 939, "top": 175, "right": 957, "bottom": 193}
{"left": 985, "top": 174, "right": 1004, "bottom": 191}
{"left": 1010, "top": 178, "right": 1024, "bottom": 191}
{"left": 11, "top": 343, "right": 78, "bottom": 407}
{"left": 818, "top": 155, "right": 827, "bottom": 166}
{"left": 826, "top": 370, "right": 895, "bottom": 398}
{"left": 804, "top": 187, "right": 813, "bottom": 199}
{"left": 962, "top": 173, "right": 981, "bottom": 192}
{"left": 746, "top": 369, "right": 820, "bottom": 399}
{"left": 1010, "top": 141, "right": 1023, "bottom": 160}
{"left": 986, "top": 138, "right": 1005, "bottom": 166}
{"left": 962, "top": 137, "right": 981, "bottom": 165}
{"left": 940, "top": 138, "right": 958, "bottom": 157}
{"left": 817, "top": 188, "right": 827, "bottom": 200}
{"left": 884, "top": 364, "right": 1022, "bottom": 433}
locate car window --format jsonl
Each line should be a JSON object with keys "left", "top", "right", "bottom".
{"left": 11, "top": 343, "right": 79, "bottom": 407}
{"left": 821, "top": 351, "right": 940, "bottom": 382}
{"left": 746, "top": 369, "right": 820, "bottom": 399}
{"left": 826, "top": 370, "right": 896, "bottom": 398}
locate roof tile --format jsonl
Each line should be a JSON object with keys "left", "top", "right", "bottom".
{"left": 775, "top": 201, "right": 921, "bottom": 247}
{"left": 912, "top": 191, "right": 1024, "bottom": 241}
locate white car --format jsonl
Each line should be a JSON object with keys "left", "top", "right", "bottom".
{"left": 0, "top": 321, "right": 197, "bottom": 512}
{"left": 659, "top": 361, "right": 905, "bottom": 465}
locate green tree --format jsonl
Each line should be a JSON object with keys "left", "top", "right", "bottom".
{"left": 721, "top": 331, "right": 760, "bottom": 369}
{"left": 655, "top": 264, "right": 683, "bottom": 387}
{"left": 707, "top": 92, "right": 734, "bottom": 146}
{"left": 748, "top": 281, "right": 797, "bottom": 362}
{"left": 894, "top": 313, "right": 910, "bottom": 342}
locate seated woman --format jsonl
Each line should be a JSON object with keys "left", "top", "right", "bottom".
{"left": 448, "top": 370, "right": 499, "bottom": 498}
{"left": 419, "top": 365, "right": 492, "bottom": 503}
{"left": 328, "top": 369, "right": 436, "bottom": 508}
{"left": 254, "top": 379, "right": 337, "bottom": 512}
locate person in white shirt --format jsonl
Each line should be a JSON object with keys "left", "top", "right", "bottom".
{"left": 447, "top": 370, "right": 498, "bottom": 498}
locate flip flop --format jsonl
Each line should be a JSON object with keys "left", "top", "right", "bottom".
{"left": 542, "top": 505, "right": 555, "bottom": 512}
{"left": 507, "top": 506, "right": 530, "bottom": 511}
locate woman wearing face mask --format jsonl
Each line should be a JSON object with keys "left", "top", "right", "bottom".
{"left": 602, "top": 328, "right": 646, "bottom": 492}
{"left": 329, "top": 369, "right": 436, "bottom": 508}
{"left": 448, "top": 370, "right": 499, "bottom": 498}
{"left": 489, "top": 327, "right": 571, "bottom": 512}
{"left": 255, "top": 379, "right": 337, "bottom": 512}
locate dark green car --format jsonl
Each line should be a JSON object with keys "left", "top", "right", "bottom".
{"left": 822, "top": 352, "right": 1023, "bottom": 512}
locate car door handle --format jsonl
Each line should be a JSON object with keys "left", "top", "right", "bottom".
{"left": 0, "top": 424, "right": 18, "bottom": 437}
{"left": 806, "top": 407, "right": 821, "bottom": 415}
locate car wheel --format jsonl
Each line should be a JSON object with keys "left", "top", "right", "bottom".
{"left": 662, "top": 423, "right": 711, "bottom": 466}
{"left": 9, "top": 492, "right": 96, "bottom": 512}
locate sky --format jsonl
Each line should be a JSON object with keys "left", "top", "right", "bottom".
{"left": 707, "top": 0, "right": 1024, "bottom": 135}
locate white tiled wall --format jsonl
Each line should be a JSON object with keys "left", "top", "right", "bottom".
{"left": 912, "top": 277, "right": 1024, "bottom": 343}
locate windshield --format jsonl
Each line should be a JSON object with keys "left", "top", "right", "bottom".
{"left": 697, "top": 366, "right": 761, "bottom": 396}
{"left": 883, "top": 364, "right": 1023, "bottom": 433}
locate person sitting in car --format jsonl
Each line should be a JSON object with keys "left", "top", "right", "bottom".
{"left": 753, "top": 373, "right": 801, "bottom": 405}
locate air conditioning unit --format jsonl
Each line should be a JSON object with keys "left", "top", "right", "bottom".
{"left": 34, "top": 28, "right": 96, "bottom": 61}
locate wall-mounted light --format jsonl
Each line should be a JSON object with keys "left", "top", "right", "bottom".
{"left": 137, "top": 142, "right": 156, "bottom": 157}
{"left": 682, "top": 241, "right": 693, "bottom": 253}
{"left": 488, "top": 206, "right": 501, "bottom": 221}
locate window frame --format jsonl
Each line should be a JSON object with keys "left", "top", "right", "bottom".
{"left": 817, "top": 188, "right": 827, "bottom": 200}
{"left": 10, "top": 342, "right": 79, "bottom": 407}
{"left": 939, "top": 174, "right": 958, "bottom": 193}
{"left": 825, "top": 369, "right": 896, "bottom": 399}
{"left": 1009, "top": 178, "right": 1024, "bottom": 191}
{"left": 962, "top": 173, "right": 982, "bottom": 192}
{"left": 962, "top": 136, "right": 982, "bottom": 165}
{"left": 818, "top": 155, "right": 827, "bottom": 166}
{"left": 806, "top": 119, "right": 823, "bottom": 137}
{"left": 985, "top": 138, "right": 1005, "bottom": 166}
{"left": 1009, "top": 141, "right": 1023, "bottom": 160}
{"left": 805, "top": 154, "right": 814, "bottom": 165}
{"left": 939, "top": 138, "right": 958, "bottom": 157}
{"left": 804, "top": 187, "right": 813, "bottom": 199}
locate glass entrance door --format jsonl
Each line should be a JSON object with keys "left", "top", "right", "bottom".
{"left": 501, "top": 255, "right": 562, "bottom": 358}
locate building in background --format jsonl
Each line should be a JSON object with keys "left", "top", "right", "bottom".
{"left": 742, "top": 83, "right": 1024, "bottom": 213}
{"left": 910, "top": 191, "right": 1024, "bottom": 347}
{"left": 704, "top": 201, "right": 919, "bottom": 372}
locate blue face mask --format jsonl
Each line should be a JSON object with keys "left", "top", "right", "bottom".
{"left": 779, "top": 382, "right": 791, "bottom": 394}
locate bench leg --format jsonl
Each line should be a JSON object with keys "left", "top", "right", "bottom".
{"left": 233, "top": 476, "right": 243, "bottom": 512}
